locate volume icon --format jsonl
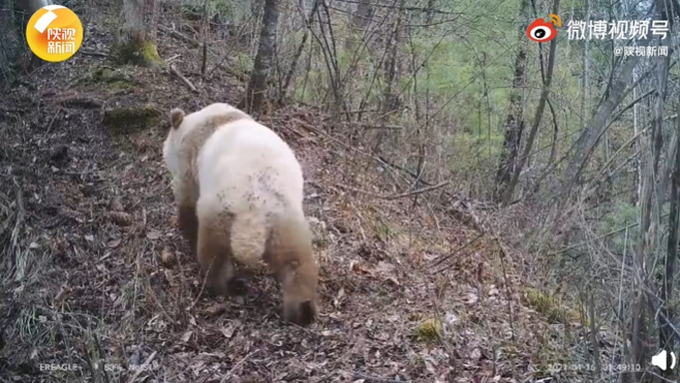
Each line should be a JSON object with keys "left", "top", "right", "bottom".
{"left": 651, "top": 350, "right": 677, "bottom": 370}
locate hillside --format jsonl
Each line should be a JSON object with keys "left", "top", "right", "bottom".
{"left": 0, "top": 2, "right": 588, "bottom": 383}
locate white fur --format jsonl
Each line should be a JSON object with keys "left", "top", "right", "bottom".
{"left": 163, "top": 103, "right": 247, "bottom": 180}
{"left": 164, "top": 103, "right": 305, "bottom": 269}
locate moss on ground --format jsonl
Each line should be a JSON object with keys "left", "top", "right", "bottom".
{"left": 111, "top": 29, "right": 165, "bottom": 67}
{"left": 73, "top": 65, "right": 137, "bottom": 91}
{"left": 409, "top": 313, "right": 443, "bottom": 343}
{"left": 525, "top": 287, "right": 580, "bottom": 324}
{"left": 102, "top": 103, "right": 162, "bottom": 135}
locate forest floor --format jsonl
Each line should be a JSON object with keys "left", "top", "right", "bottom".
{"left": 0, "top": 2, "right": 586, "bottom": 383}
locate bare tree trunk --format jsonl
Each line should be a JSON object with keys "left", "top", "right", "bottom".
{"left": 660, "top": 104, "right": 680, "bottom": 380}
{"left": 581, "top": 0, "right": 590, "bottom": 134}
{"left": 631, "top": 135, "right": 654, "bottom": 382}
{"left": 0, "top": 0, "right": 20, "bottom": 82}
{"left": 280, "top": 0, "right": 319, "bottom": 102}
{"left": 425, "top": 0, "right": 435, "bottom": 24}
{"left": 633, "top": 71, "right": 641, "bottom": 206}
{"left": 382, "top": 0, "right": 404, "bottom": 114}
{"left": 345, "top": 0, "right": 373, "bottom": 52}
{"left": 632, "top": 2, "right": 670, "bottom": 376}
{"left": 352, "top": 0, "right": 373, "bottom": 30}
{"left": 500, "top": 0, "right": 560, "bottom": 205}
{"left": 112, "top": 0, "right": 162, "bottom": 66}
{"left": 1, "top": 0, "right": 52, "bottom": 77}
{"left": 240, "top": 0, "right": 281, "bottom": 114}
{"left": 651, "top": 4, "right": 673, "bottom": 378}
{"left": 493, "top": 0, "right": 528, "bottom": 202}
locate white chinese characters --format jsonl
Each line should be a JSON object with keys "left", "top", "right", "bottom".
{"left": 46, "top": 27, "right": 77, "bottom": 55}
{"left": 566, "top": 20, "right": 668, "bottom": 40}
{"left": 613, "top": 45, "right": 669, "bottom": 57}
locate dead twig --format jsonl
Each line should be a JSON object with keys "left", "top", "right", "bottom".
{"left": 168, "top": 64, "right": 199, "bottom": 93}
{"left": 159, "top": 24, "right": 201, "bottom": 47}
{"left": 58, "top": 96, "right": 104, "bottom": 109}
{"left": 429, "top": 232, "right": 484, "bottom": 270}
{"left": 356, "top": 122, "right": 403, "bottom": 130}
{"left": 219, "top": 350, "right": 258, "bottom": 383}
{"left": 336, "top": 181, "right": 450, "bottom": 200}
{"left": 43, "top": 108, "right": 62, "bottom": 137}
{"left": 79, "top": 50, "right": 109, "bottom": 57}
{"left": 201, "top": 41, "right": 207, "bottom": 77}
{"left": 166, "top": 54, "right": 181, "bottom": 63}
{"left": 10, "top": 178, "right": 25, "bottom": 251}
{"left": 352, "top": 371, "right": 410, "bottom": 383}
{"left": 497, "top": 242, "right": 516, "bottom": 341}
{"left": 188, "top": 258, "right": 216, "bottom": 311}
{"left": 383, "top": 181, "right": 450, "bottom": 200}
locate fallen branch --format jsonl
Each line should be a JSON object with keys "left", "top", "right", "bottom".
{"left": 383, "top": 181, "right": 450, "bottom": 200}
{"left": 429, "top": 232, "right": 485, "bottom": 273}
{"left": 336, "top": 181, "right": 450, "bottom": 200}
{"left": 79, "top": 50, "right": 109, "bottom": 57}
{"left": 290, "top": 117, "right": 324, "bottom": 136}
{"left": 159, "top": 24, "right": 201, "bottom": 47}
{"left": 44, "top": 108, "right": 62, "bottom": 137}
{"left": 357, "top": 122, "right": 403, "bottom": 130}
{"left": 168, "top": 64, "right": 198, "bottom": 93}
{"left": 352, "top": 371, "right": 409, "bottom": 383}
{"left": 219, "top": 350, "right": 258, "bottom": 383}
{"left": 166, "top": 54, "right": 181, "bottom": 63}
{"left": 377, "top": 155, "right": 434, "bottom": 186}
{"left": 58, "top": 96, "right": 104, "bottom": 109}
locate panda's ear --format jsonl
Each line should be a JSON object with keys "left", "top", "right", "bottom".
{"left": 170, "top": 108, "right": 185, "bottom": 129}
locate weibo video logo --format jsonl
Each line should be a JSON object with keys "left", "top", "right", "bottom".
{"left": 527, "top": 14, "right": 561, "bottom": 43}
{"left": 25, "top": 5, "right": 83, "bottom": 62}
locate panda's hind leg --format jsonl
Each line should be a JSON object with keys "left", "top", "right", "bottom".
{"left": 196, "top": 209, "right": 249, "bottom": 297}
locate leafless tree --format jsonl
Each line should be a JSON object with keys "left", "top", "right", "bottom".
{"left": 112, "top": 0, "right": 163, "bottom": 66}
{"left": 498, "top": 0, "right": 561, "bottom": 205}
{"left": 660, "top": 106, "right": 680, "bottom": 380}
{"left": 0, "top": 0, "right": 52, "bottom": 77}
{"left": 381, "top": 0, "right": 404, "bottom": 115}
{"left": 240, "top": 0, "right": 281, "bottom": 114}
{"left": 493, "top": 0, "right": 528, "bottom": 202}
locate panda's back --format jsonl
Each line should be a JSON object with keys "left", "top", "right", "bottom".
{"left": 197, "top": 119, "right": 304, "bottom": 218}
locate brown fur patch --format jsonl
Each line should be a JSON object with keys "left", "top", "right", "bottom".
{"left": 170, "top": 108, "right": 185, "bottom": 129}
{"left": 196, "top": 206, "right": 319, "bottom": 325}
{"left": 178, "top": 205, "right": 198, "bottom": 251}
{"left": 195, "top": 209, "right": 249, "bottom": 297}
{"left": 263, "top": 215, "right": 319, "bottom": 327}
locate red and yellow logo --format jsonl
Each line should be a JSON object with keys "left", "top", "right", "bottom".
{"left": 526, "top": 14, "right": 561, "bottom": 43}
{"left": 25, "top": 5, "right": 83, "bottom": 62}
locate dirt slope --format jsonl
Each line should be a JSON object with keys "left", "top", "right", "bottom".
{"left": 0, "top": 3, "right": 574, "bottom": 383}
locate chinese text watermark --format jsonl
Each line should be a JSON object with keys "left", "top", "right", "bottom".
{"left": 566, "top": 20, "right": 669, "bottom": 40}
{"left": 46, "top": 27, "right": 78, "bottom": 55}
